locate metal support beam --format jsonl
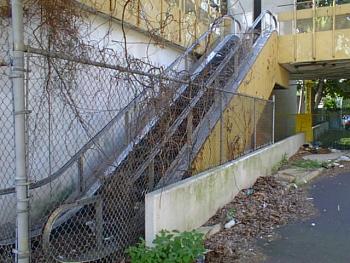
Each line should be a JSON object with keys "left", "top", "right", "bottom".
{"left": 11, "top": 0, "right": 30, "bottom": 262}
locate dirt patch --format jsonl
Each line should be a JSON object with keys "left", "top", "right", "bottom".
{"left": 288, "top": 146, "right": 331, "bottom": 163}
{"left": 204, "top": 176, "right": 316, "bottom": 263}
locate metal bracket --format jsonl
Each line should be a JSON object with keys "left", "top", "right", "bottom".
{"left": 12, "top": 248, "right": 30, "bottom": 258}
{"left": 14, "top": 110, "right": 32, "bottom": 115}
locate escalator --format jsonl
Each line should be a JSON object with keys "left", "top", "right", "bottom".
{"left": 37, "top": 11, "right": 279, "bottom": 263}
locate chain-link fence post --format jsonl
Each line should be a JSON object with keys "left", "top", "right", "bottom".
{"left": 187, "top": 108, "right": 193, "bottom": 170}
{"left": 10, "top": 0, "right": 30, "bottom": 262}
{"left": 272, "top": 95, "right": 276, "bottom": 144}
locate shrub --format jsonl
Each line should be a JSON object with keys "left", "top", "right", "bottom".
{"left": 126, "top": 230, "right": 205, "bottom": 263}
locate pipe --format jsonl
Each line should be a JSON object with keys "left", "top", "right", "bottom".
{"left": 10, "top": 0, "right": 30, "bottom": 262}
{"left": 272, "top": 95, "right": 275, "bottom": 144}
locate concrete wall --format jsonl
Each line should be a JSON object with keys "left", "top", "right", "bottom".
{"left": 273, "top": 82, "right": 298, "bottom": 141}
{"left": 79, "top": 0, "right": 221, "bottom": 49}
{"left": 145, "top": 133, "right": 305, "bottom": 245}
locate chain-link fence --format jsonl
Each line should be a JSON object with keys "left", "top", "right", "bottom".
{"left": 0, "top": 2, "right": 276, "bottom": 262}
{"left": 0, "top": 6, "right": 16, "bottom": 261}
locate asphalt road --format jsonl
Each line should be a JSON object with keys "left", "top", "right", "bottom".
{"left": 260, "top": 172, "right": 350, "bottom": 263}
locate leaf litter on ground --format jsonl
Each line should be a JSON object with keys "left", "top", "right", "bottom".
{"left": 204, "top": 176, "right": 317, "bottom": 263}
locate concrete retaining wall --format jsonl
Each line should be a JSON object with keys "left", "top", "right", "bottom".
{"left": 145, "top": 133, "right": 305, "bottom": 245}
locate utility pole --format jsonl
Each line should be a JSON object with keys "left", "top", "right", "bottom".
{"left": 11, "top": 0, "right": 30, "bottom": 262}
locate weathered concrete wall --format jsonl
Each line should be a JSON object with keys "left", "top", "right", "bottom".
{"left": 273, "top": 82, "right": 298, "bottom": 141}
{"left": 145, "top": 133, "right": 305, "bottom": 245}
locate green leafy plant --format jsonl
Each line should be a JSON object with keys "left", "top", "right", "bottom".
{"left": 338, "top": 137, "right": 350, "bottom": 145}
{"left": 226, "top": 208, "right": 236, "bottom": 220}
{"left": 280, "top": 153, "right": 289, "bottom": 166}
{"left": 127, "top": 230, "right": 205, "bottom": 263}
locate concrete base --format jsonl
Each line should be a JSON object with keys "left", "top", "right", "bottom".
{"left": 276, "top": 167, "right": 324, "bottom": 185}
{"left": 145, "top": 133, "right": 305, "bottom": 245}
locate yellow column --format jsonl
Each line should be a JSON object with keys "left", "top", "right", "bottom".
{"left": 296, "top": 81, "right": 313, "bottom": 142}
{"left": 305, "top": 80, "right": 312, "bottom": 114}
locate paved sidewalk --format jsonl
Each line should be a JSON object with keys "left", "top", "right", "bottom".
{"left": 260, "top": 172, "right": 350, "bottom": 263}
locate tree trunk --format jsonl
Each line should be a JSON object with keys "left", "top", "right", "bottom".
{"left": 314, "top": 79, "right": 325, "bottom": 109}
{"left": 298, "top": 82, "right": 305, "bottom": 114}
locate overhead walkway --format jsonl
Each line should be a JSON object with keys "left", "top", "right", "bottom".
{"left": 278, "top": 3, "right": 350, "bottom": 79}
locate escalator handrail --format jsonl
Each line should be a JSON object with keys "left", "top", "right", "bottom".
{"left": 250, "top": 10, "right": 278, "bottom": 33}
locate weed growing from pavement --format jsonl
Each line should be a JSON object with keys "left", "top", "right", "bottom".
{"left": 226, "top": 208, "right": 236, "bottom": 220}
{"left": 291, "top": 159, "right": 326, "bottom": 170}
{"left": 271, "top": 153, "right": 289, "bottom": 174}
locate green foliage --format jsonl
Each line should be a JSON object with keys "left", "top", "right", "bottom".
{"left": 338, "top": 137, "right": 350, "bottom": 145}
{"left": 297, "top": 79, "right": 350, "bottom": 110}
{"left": 280, "top": 153, "right": 289, "bottom": 166}
{"left": 127, "top": 230, "right": 205, "bottom": 263}
{"left": 323, "top": 96, "right": 338, "bottom": 110}
{"left": 226, "top": 208, "right": 236, "bottom": 220}
{"left": 291, "top": 159, "right": 326, "bottom": 169}
{"left": 322, "top": 79, "right": 350, "bottom": 100}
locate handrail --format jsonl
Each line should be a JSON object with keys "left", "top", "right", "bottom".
{"left": 166, "top": 15, "right": 242, "bottom": 72}
{"left": 250, "top": 10, "right": 278, "bottom": 33}
{"left": 0, "top": 90, "right": 146, "bottom": 195}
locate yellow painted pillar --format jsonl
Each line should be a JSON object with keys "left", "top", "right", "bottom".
{"left": 296, "top": 81, "right": 313, "bottom": 142}
{"left": 296, "top": 114, "right": 313, "bottom": 142}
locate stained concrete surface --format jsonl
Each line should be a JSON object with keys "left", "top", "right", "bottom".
{"left": 302, "top": 152, "right": 346, "bottom": 162}
{"left": 260, "top": 172, "right": 350, "bottom": 263}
